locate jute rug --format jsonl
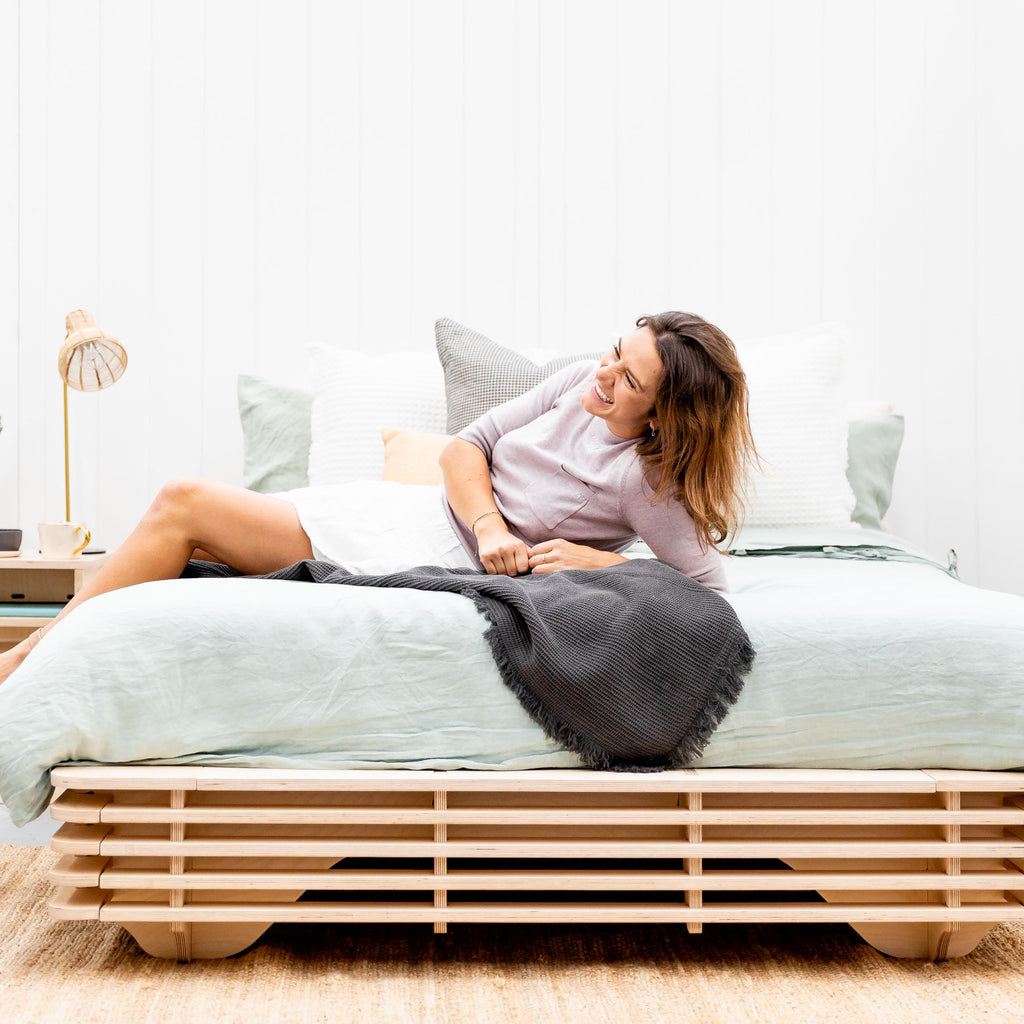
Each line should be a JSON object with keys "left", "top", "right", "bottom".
{"left": 3, "top": 845, "right": 1024, "bottom": 1024}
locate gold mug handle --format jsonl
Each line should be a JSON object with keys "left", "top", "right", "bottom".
{"left": 71, "top": 524, "right": 91, "bottom": 556}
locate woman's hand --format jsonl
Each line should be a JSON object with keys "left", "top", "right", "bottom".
{"left": 475, "top": 517, "right": 532, "bottom": 576}
{"left": 527, "top": 539, "right": 628, "bottom": 574}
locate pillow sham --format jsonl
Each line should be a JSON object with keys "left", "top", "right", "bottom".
{"left": 237, "top": 374, "right": 312, "bottom": 493}
{"left": 435, "top": 317, "right": 601, "bottom": 434}
{"left": 846, "top": 413, "right": 905, "bottom": 530}
{"left": 738, "top": 324, "right": 856, "bottom": 528}
{"left": 381, "top": 428, "right": 451, "bottom": 486}
{"left": 307, "top": 344, "right": 448, "bottom": 485}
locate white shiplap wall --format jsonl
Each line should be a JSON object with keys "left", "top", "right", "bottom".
{"left": 0, "top": 0, "right": 1022, "bottom": 596}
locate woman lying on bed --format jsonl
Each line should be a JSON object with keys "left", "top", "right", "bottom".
{"left": 0, "top": 311, "right": 755, "bottom": 684}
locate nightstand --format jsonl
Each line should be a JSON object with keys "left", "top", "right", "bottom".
{"left": 0, "top": 552, "right": 109, "bottom": 652}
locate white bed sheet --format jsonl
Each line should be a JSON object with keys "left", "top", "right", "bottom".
{"left": 1, "top": 528, "right": 1022, "bottom": 826}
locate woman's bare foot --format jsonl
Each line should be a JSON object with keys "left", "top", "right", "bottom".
{"left": 0, "top": 628, "right": 45, "bottom": 685}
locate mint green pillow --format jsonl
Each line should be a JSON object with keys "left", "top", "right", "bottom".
{"left": 846, "top": 413, "right": 905, "bottom": 530}
{"left": 237, "top": 375, "right": 312, "bottom": 493}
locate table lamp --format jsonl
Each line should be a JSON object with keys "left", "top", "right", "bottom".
{"left": 58, "top": 309, "right": 128, "bottom": 522}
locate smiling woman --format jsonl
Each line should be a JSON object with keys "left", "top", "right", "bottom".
{"left": 440, "top": 310, "right": 757, "bottom": 580}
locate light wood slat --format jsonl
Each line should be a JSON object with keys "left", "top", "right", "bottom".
{"left": 685, "top": 790, "right": 703, "bottom": 934}
{"left": 80, "top": 803, "right": 1024, "bottom": 827}
{"left": 433, "top": 789, "right": 447, "bottom": 935}
{"left": 49, "top": 766, "right": 938, "bottom": 794}
{"left": 94, "top": 899, "right": 1019, "bottom": 926}
{"left": 91, "top": 836, "right": 1024, "bottom": 860}
{"left": 92, "top": 866, "right": 1024, "bottom": 892}
{"left": 50, "top": 767, "right": 203, "bottom": 791}
{"left": 49, "top": 855, "right": 107, "bottom": 887}
{"left": 925, "top": 770, "right": 1024, "bottom": 793}
{"left": 49, "top": 792, "right": 112, "bottom": 823}
{"left": 48, "top": 887, "right": 105, "bottom": 921}
{"left": 51, "top": 822, "right": 112, "bottom": 855}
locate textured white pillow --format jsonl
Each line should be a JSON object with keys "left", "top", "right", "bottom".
{"left": 739, "top": 324, "right": 856, "bottom": 527}
{"left": 307, "top": 344, "right": 448, "bottom": 485}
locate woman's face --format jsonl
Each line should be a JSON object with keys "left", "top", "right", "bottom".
{"left": 580, "top": 325, "right": 663, "bottom": 439}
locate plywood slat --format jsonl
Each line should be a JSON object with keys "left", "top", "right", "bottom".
{"left": 92, "top": 899, "right": 1019, "bottom": 925}
{"left": 56, "top": 803, "right": 1024, "bottom": 827}
{"left": 89, "top": 835, "right": 1024, "bottom": 859}
{"left": 49, "top": 766, "right": 939, "bottom": 793}
{"left": 89, "top": 866, "right": 1024, "bottom": 893}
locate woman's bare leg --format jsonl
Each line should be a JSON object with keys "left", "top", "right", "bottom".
{"left": 0, "top": 478, "right": 314, "bottom": 683}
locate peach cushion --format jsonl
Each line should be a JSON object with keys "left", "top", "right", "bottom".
{"left": 381, "top": 428, "right": 451, "bottom": 486}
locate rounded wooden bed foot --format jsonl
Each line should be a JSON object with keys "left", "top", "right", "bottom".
{"left": 849, "top": 920, "right": 998, "bottom": 961}
{"left": 124, "top": 921, "right": 274, "bottom": 961}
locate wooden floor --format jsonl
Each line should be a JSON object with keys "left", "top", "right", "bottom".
{"left": 46, "top": 765, "right": 1024, "bottom": 962}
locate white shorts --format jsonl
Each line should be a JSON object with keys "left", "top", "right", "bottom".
{"left": 274, "top": 481, "right": 473, "bottom": 575}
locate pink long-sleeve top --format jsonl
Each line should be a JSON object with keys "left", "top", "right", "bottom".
{"left": 444, "top": 361, "right": 727, "bottom": 591}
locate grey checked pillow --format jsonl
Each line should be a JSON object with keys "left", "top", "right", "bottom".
{"left": 435, "top": 317, "right": 600, "bottom": 433}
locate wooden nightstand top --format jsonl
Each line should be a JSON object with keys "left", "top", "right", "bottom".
{"left": 0, "top": 551, "right": 109, "bottom": 571}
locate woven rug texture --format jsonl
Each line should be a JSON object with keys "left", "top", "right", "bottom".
{"left": 2, "top": 845, "right": 1024, "bottom": 1024}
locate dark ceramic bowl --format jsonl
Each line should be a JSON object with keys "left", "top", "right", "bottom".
{"left": 0, "top": 528, "right": 23, "bottom": 552}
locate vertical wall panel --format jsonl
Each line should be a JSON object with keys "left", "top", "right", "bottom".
{"left": 150, "top": 0, "right": 206, "bottom": 486}
{"left": 15, "top": 0, "right": 48, "bottom": 539}
{"left": 463, "top": 1, "right": 519, "bottom": 340}
{"left": 667, "top": 2, "right": 724, "bottom": 324}
{"left": 871, "top": 0, "right": 928, "bottom": 545}
{"left": 821, "top": 0, "right": 876, "bottom": 399}
{"left": 409, "top": 0, "right": 463, "bottom": 343}
{"left": 41, "top": 1, "right": 101, "bottom": 530}
{"left": 255, "top": 0, "right": 310, "bottom": 370}
{"left": 202, "top": 1, "right": 258, "bottom": 485}
{"left": 0, "top": 0, "right": 19, "bottom": 526}
{"left": 770, "top": 0, "right": 824, "bottom": 331}
{"left": 535, "top": 0, "right": 566, "bottom": 346}
{"left": 613, "top": 0, "right": 673, "bottom": 331}
{"left": 511, "top": 0, "right": 542, "bottom": 348}
{"left": 95, "top": 0, "right": 154, "bottom": 547}
{"left": 921, "top": 0, "right": 978, "bottom": 576}
{"left": 308, "top": 0, "right": 362, "bottom": 364}
{"left": 976, "top": 0, "right": 1024, "bottom": 596}
{"left": 719, "top": 0, "right": 773, "bottom": 340}
{"left": 562, "top": 0, "right": 617, "bottom": 347}
{"left": 358, "top": 1, "right": 414, "bottom": 346}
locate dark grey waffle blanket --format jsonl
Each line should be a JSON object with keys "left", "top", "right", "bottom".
{"left": 182, "top": 557, "right": 755, "bottom": 772}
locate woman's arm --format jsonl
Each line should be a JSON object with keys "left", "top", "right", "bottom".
{"left": 439, "top": 437, "right": 531, "bottom": 576}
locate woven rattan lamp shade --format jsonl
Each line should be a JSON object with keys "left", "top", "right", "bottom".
{"left": 58, "top": 309, "right": 127, "bottom": 392}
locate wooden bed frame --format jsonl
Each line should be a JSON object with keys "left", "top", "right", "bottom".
{"left": 47, "top": 764, "right": 1024, "bottom": 962}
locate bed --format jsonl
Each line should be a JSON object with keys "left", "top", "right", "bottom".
{"left": 2, "top": 319, "right": 1023, "bottom": 962}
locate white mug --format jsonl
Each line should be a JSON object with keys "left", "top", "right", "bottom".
{"left": 38, "top": 521, "right": 91, "bottom": 559}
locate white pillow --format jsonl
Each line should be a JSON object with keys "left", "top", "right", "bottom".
{"left": 738, "top": 323, "right": 856, "bottom": 528}
{"left": 307, "top": 344, "right": 447, "bottom": 484}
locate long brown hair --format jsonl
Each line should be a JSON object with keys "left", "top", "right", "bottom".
{"left": 634, "top": 311, "right": 756, "bottom": 550}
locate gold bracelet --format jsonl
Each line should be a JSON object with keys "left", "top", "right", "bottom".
{"left": 470, "top": 509, "right": 504, "bottom": 534}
